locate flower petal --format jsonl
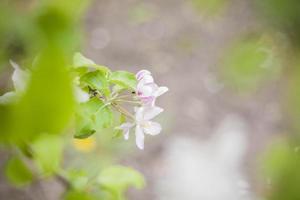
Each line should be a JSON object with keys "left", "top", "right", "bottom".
{"left": 135, "top": 125, "right": 145, "bottom": 150}
{"left": 144, "top": 121, "right": 162, "bottom": 135}
{"left": 137, "top": 84, "right": 153, "bottom": 97}
{"left": 136, "top": 70, "right": 151, "bottom": 81}
{"left": 119, "top": 123, "right": 134, "bottom": 140}
{"left": 134, "top": 107, "right": 144, "bottom": 122}
{"left": 75, "top": 87, "right": 89, "bottom": 103}
{"left": 154, "top": 86, "right": 168, "bottom": 97}
{"left": 10, "top": 60, "right": 29, "bottom": 92}
{"left": 0, "top": 91, "right": 16, "bottom": 104}
{"left": 140, "top": 74, "right": 154, "bottom": 84}
{"left": 143, "top": 106, "right": 163, "bottom": 121}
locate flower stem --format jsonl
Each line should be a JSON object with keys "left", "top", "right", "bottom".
{"left": 111, "top": 103, "right": 135, "bottom": 120}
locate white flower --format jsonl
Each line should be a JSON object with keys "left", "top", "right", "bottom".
{"left": 10, "top": 60, "right": 29, "bottom": 92}
{"left": 118, "top": 106, "right": 163, "bottom": 150}
{"left": 136, "top": 70, "right": 168, "bottom": 106}
{"left": 0, "top": 61, "right": 29, "bottom": 104}
{"left": 74, "top": 87, "right": 90, "bottom": 103}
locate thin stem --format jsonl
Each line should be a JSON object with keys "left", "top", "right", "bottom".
{"left": 112, "top": 103, "right": 135, "bottom": 120}
{"left": 116, "top": 94, "right": 134, "bottom": 99}
{"left": 114, "top": 99, "right": 141, "bottom": 105}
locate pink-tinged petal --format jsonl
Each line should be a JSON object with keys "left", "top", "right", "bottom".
{"left": 137, "top": 84, "right": 153, "bottom": 97}
{"left": 144, "top": 106, "right": 163, "bottom": 121}
{"left": 140, "top": 96, "right": 155, "bottom": 105}
{"left": 144, "top": 121, "right": 162, "bottom": 135}
{"left": 136, "top": 70, "right": 151, "bottom": 80}
{"left": 135, "top": 125, "right": 145, "bottom": 150}
{"left": 140, "top": 74, "right": 154, "bottom": 84}
{"left": 154, "top": 86, "right": 168, "bottom": 97}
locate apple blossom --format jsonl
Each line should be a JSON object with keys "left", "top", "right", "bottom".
{"left": 0, "top": 61, "right": 29, "bottom": 104}
{"left": 118, "top": 106, "right": 163, "bottom": 149}
{"left": 136, "top": 70, "right": 168, "bottom": 106}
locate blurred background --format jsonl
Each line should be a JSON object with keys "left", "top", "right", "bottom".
{"left": 1, "top": 0, "right": 300, "bottom": 199}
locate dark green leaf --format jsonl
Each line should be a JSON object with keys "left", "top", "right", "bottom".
{"left": 80, "top": 70, "right": 110, "bottom": 97}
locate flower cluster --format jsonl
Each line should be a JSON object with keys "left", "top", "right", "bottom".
{"left": 0, "top": 54, "right": 169, "bottom": 151}
{"left": 118, "top": 70, "right": 168, "bottom": 150}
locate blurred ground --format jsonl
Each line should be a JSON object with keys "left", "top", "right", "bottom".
{"left": 83, "top": 0, "right": 281, "bottom": 199}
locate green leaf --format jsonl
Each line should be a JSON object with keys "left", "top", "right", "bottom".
{"left": 75, "top": 97, "right": 113, "bottom": 139}
{"left": 94, "top": 105, "right": 114, "bottom": 130}
{"left": 64, "top": 190, "right": 96, "bottom": 200}
{"left": 73, "top": 52, "right": 95, "bottom": 68}
{"left": 113, "top": 114, "right": 126, "bottom": 138}
{"left": 109, "top": 71, "right": 137, "bottom": 90}
{"left": 11, "top": 47, "right": 75, "bottom": 142}
{"left": 80, "top": 70, "right": 110, "bottom": 97}
{"left": 5, "top": 156, "right": 33, "bottom": 187}
{"left": 220, "top": 36, "right": 281, "bottom": 93}
{"left": 97, "top": 165, "right": 145, "bottom": 199}
{"left": 31, "top": 134, "right": 64, "bottom": 175}
{"left": 66, "top": 170, "right": 89, "bottom": 190}
{"left": 73, "top": 53, "right": 111, "bottom": 75}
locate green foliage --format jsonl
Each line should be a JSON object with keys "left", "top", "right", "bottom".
{"left": 109, "top": 71, "right": 137, "bottom": 91}
{"left": 64, "top": 190, "right": 96, "bottom": 200}
{"left": 0, "top": 2, "right": 144, "bottom": 200}
{"left": 5, "top": 156, "right": 33, "bottom": 187}
{"left": 31, "top": 134, "right": 64, "bottom": 175}
{"left": 75, "top": 97, "right": 113, "bottom": 139}
{"left": 255, "top": 0, "right": 300, "bottom": 45}
{"left": 10, "top": 47, "right": 75, "bottom": 143}
{"left": 262, "top": 140, "right": 300, "bottom": 200}
{"left": 219, "top": 36, "right": 281, "bottom": 93}
{"left": 80, "top": 71, "right": 110, "bottom": 96}
{"left": 98, "top": 165, "right": 145, "bottom": 200}
{"left": 190, "top": 0, "right": 227, "bottom": 16}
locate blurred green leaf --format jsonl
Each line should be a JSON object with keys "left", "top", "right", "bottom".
{"left": 11, "top": 47, "right": 75, "bottom": 142}
{"left": 220, "top": 36, "right": 281, "bottom": 93}
{"left": 98, "top": 165, "right": 145, "bottom": 199}
{"left": 190, "top": 0, "right": 227, "bottom": 16}
{"left": 31, "top": 134, "right": 64, "bottom": 175}
{"left": 262, "top": 139, "right": 300, "bottom": 200}
{"left": 109, "top": 71, "right": 137, "bottom": 91}
{"left": 255, "top": 0, "right": 300, "bottom": 45}
{"left": 66, "top": 170, "right": 89, "bottom": 190}
{"left": 5, "top": 156, "right": 33, "bottom": 187}
{"left": 64, "top": 190, "right": 96, "bottom": 200}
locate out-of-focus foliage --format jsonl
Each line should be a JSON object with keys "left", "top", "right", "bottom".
{"left": 5, "top": 156, "right": 33, "bottom": 187}
{"left": 255, "top": 0, "right": 300, "bottom": 46}
{"left": 189, "top": 0, "right": 227, "bottom": 16}
{"left": 0, "top": 1, "right": 145, "bottom": 200}
{"left": 98, "top": 165, "right": 145, "bottom": 200}
{"left": 261, "top": 139, "right": 300, "bottom": 200}
{"left": 252, "top": 1, "right": 300, "bottom": 200}
{"left": 284, "top": 57, "right": 300, "bottom": 132}
{"left": 219, "top": 35, "right": 281, "bottom": 93}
